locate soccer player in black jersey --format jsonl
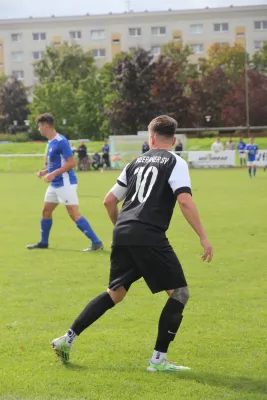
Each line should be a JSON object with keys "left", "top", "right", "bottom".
{"left": 51, "top": 115, "right": 213, "bottom": 371}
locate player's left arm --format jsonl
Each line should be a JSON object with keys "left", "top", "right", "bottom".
{"left": 104, "top": 166, "right": 128, "bottom": 226}
{"left": 44, "top": 141, "right": 76, "bottom": 183}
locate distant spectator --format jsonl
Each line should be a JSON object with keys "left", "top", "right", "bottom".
{"left": 102, "top": 139, "right": 110, "bottom": 154}
{"left": 226, "top": 137, "right": 235, "bottom": 150}
{"left": 237, "top": 138, "right": 247, "bottom": 166}
{"left": 77, "top": 142, "right": 89, "bottom": 171}
{"left": 102, "top": 150, "right": 111, "bottom": 169}
{"left": 175, "top": 140, "right": 183, "bottom": 156}
{"left": 70, "top": 142, "right": 77, "bottom": 155}
{"left": 92, "top": 152, "right": 101, "bottom": 171}
{"left": 211, "top": 137, "right": 224, "bottom": 153}
{"left": 142, "top": 141, "right": 150, "bottom": 153}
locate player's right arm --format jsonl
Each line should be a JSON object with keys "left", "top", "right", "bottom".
{"left": 169, "top": 158, "right": 213, "bottom": 263}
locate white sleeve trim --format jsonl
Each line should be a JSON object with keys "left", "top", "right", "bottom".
{"left": 110, "top": 183, "right": 128, "bottom": 202}
{"left": 168, "top": 154, "right": 191, "bottom": 195}
{"left": 117, "top": 164, "right": 129, "bottom": 187}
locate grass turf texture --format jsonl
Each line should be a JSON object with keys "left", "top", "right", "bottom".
{"left": 0, "top": 170, "right": 267, "bottom": 400}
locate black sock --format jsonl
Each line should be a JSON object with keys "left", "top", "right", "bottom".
{"left": 71, "top": 292, "right": 115, "bottom": 335}
{"left": 155, "top": 298, "right": 184, "bottom": 353}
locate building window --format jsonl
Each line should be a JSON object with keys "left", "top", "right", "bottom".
{"left": 236, "top": 32, "right": 245, "bottom": 38}
{"left": 0, "top": 63, "right": 3, "bottom": 69}
{"left": 91, "top": 30, "right": 106, "bottom": 39}
{"left": 190, "top": 24, "right": 203, "bottom": 34}
{"left": 213, "top": 23, "right": 229, "bottom": 32}
{"left": 11, "top": 33, "right": 22, "bottom": 42}
{"left": 254, "top": 40, "right": 267, "bottom": 49}
{"left": 69, "top": 31, "right": 82, "bottom": 40}
{"left": 93, "top": 49, "right": 106, "bottom": 58}
{"left": 151, "top": 27, "right": 166, "bottom": 36}
{"left": 191, "top": 44, "right": 204, "bottom": 54}
{"left": 53, "top": 41, "right": 61, "bottom": 47}
{"left": 0, "top": 44, "right": 3, "bottom": 49}
{"left": 11, "top": 52, "right": 24, "bottom": 62}
{"left": 173, "top": 35, "right": 181, "bottom": 41}
{"left": 254, "top": 21, "right": 267, "bottom": 30}
{"left": 33, "top": 51, "right": 44, "bottom": 60}
{"left": 12, "top": 70, "right": 24, "bottom": 80}
{"left": 33, "top": 32, "right": 46, "bottom": 41}
{"left": 112, "top": 39, "right": 120, "bottom": 44}
{"left": 33, "top": 70, "right": 39, "bottom": 79}
{"left": 129, "top": 28, "right": 142, "bottom": 37}
{"left": 151, "top": 46, "right": 161, "bottom": 56}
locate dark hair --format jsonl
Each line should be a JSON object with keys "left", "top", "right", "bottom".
{"left": 35, "top": 113, "right": 54, "bottom": 126}
{"left": 148, "top": 115, "right": 178, "bottom": 137}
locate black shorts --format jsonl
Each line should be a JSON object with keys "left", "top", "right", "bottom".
{"left": 109, "top": 245, "right": 187, "bottom": 294}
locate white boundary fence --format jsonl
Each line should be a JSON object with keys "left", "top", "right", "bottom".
{"left": 1, "top": 150, "right": 267, "bottom": 171}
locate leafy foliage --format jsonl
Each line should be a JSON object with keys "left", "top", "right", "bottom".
{"left": 29, "top": 77, "right": 77, "bottom": 138}
{"left": 34, "top": 42, "right": 96, "bottom": 88}
{"left": 0, "top": 77, "right": 29, "bottom": 129}
{"left": 221, "top": 70, "right": 267, "bottom": 126}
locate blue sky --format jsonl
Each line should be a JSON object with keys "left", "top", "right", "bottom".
{"left": 0, "top": 0, "right": 266, "bottom": 19}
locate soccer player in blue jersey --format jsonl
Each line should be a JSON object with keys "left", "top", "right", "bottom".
{"left": 246, "top": 137, "right": 258, "bottom": 178}
{"left": 27, "top": 113, "right": 103, "bottom": 251}
{"left": 237, "top": 138, "right": 247, "bottom": 166}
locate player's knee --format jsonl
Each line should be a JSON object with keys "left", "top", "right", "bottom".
{"left": 66, "top": 206, "right": 81, "bottom": 222}
{"left": 107, "top": 287, "right": 126, "bottom": 305}
{"left": 170, "top": 286, "right": 190, "bottom": 307}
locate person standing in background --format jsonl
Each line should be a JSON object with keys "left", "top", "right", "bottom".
{"left": 175, "top": 141, "right": 183, "bottom": 156}
{"left": 211, "top": 137, "right": 224, "bottom": 153}
{"left": 142, "top": 141, "right": 150, "bottom": 153}
{"left": 226, "top": 138, "right": 235, "bottom": 150}
{"left": 237, "top": 138, "right": 247, "bottom": 167}
{"left": 246, "top": 137, "right": 258, "bottom": 178}
{"left": 102, "top": 140, "right": 110, "bottom": 154}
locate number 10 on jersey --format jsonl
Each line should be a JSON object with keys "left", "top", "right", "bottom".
{"left": 131, "top": 166, "right": 158, "bottom": 203}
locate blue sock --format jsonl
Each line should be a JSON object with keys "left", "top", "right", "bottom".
{"left": 40, "top": 219, "right": 52, "bottom": 245}
{"left": 76, "top": 217, "right": 101, "bottom": 244}
{"left": 248, "top": 168, "right": 252, "bottom": 178}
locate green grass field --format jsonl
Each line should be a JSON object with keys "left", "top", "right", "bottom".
{"left": 1, "top": 169, "right": 267, "bottom": 400}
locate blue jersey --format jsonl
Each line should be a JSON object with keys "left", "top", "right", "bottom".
{"left": 47, "top": 134, "right": 77, "bottom": 188}
{"left": 237, "top": 141, "right": 246, "bottom": 154}
{"left": 246, "top": 144, "right": 258, "bottom": 162}
{"left": 102, "top": 144, "right": 110, "bottom": 153}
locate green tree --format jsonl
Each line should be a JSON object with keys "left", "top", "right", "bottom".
{"left": 34, "top": 42, "right": 96, "bottom": 88}
{"left": 252, "top": 42, "right": 267, "bottom": 73}
{"left": 76, "top": 76, "right": 104, "bottom": 139}
{"left": 199, "top": 43, "right": 248, "bottom": 81}
{"left": 29, "top": 77, "right": 78, "bottom": 138}
{"left": 161, "top": 42, "right": 198, "bottom": 81}
{"left": 0, "top": 77, "right": 29, "bottom": 128}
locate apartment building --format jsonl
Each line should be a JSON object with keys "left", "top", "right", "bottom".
{"left": 0, "top": 4, "right": 266, "bottom": 87}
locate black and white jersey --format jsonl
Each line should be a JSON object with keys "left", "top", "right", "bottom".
{"left": 111, "top": 149, "right": 192, "bottom": 246}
